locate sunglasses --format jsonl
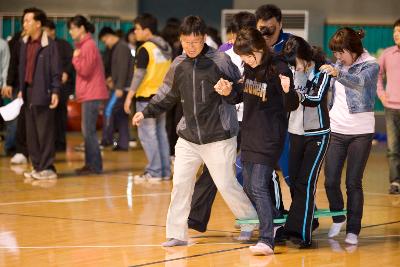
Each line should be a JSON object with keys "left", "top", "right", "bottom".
{"left": 258, "top": 26, "right": 276, "bottom": 37}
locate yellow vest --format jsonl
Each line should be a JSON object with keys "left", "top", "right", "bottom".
{"left": 136, "top": 41, "right": 171, "bottom": 98}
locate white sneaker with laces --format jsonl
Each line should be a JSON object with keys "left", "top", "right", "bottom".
{"left": 10, "top": 153, "right": 28, "bottom": 164}
{"left": 32, "top": 169, "right": 58, "bottom": 180}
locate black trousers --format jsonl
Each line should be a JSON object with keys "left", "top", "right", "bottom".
{"left": 25, "top": 105, "right": 56, "bottom": 171}
{"left": 16, "top": 105, "right": 28, "bottom": 157}
{"left": 324, "top": 132, "right": 373, "bottom": 235}
{"left": 55, "top": 92, "right": 68, "bottom": 151}
{"left": 285, "top": 133, "right": 330, "bottom": 243}
{"left": 188, "top": 125, "right": 285, "bottom": 232}
{"left": 102, "top": 92, "right": 129, "bottom": 149}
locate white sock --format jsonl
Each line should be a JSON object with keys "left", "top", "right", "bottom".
{"left": 328, "top": 221, "right": 345, "bottom": 238}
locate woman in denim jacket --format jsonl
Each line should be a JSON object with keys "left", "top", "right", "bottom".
{"left": 320, "top": 27, "right": 379, "bottom": 245}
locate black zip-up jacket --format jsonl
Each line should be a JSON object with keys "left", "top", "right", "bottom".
{"left": 19, "top": 32, "right": 61, "bottom": 106}
{"left": 142, "top": 44, "right": 241, "bottom": 145}
{"left": 233, "top": 56, "right": 299, "bottom": 166}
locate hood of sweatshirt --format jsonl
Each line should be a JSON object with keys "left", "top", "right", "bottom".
{"left": 149, "top": 36, "right": 172, "bottom": 60}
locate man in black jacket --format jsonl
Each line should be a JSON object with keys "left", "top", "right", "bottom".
{"left": 19, "top": 7, "right": 61, "bottom": 180}
{"left": 5, "top": 31, "right": 30, "bottom": 165}
{"left": 132, "top": 15, "right": 257, "bottom": 247}
{"left": 43, "top": 19, "right": 74, "bottom": 152}
{"left": 99, "top": 27, "right": 134, "bottom": 150}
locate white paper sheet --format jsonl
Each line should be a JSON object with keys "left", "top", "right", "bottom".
{"left": 0, "top": 98, "right": 24, "bottom": 121}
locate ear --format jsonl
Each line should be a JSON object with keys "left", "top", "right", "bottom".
{"left": 279, "top": 21, "right": 283, "bottom": 31}
{"left": 36, "top": 21, "right": 42, "bottom": 29}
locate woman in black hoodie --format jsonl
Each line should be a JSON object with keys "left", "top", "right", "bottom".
{"left": 215, "top": 27, "right": 299, "bottom": 255}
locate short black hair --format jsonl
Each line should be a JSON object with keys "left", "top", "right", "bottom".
{"left": 394, "top": 18, "right": 400, "bottom": 28}
{"left": 99, "top": 26, "right": 116, "bottom": 39}
{"left": 43, "top": 19, "right": 55, "bottom": 30}
{"left": 179, "top": 15, "right": 206, "bottom": 36}
{"left": 229, "top": 12, "right": 256, "bottom": 34}
{"left": 134, "top": 13, "right": 158, "bottom": 34}
{"left": 255, "top": 4, "right": 282, "bottom": 23}
{"left": 23, "top": 7, "right": 47, "bottom": 26}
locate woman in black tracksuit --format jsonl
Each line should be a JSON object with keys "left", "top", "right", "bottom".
{"left": 215, "top": 27, "right": 299, "bottom": 255}
{"left": 280, "top": 36, "right": 332, "bottom": 248}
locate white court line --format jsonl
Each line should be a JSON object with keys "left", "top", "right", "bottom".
{"left": 0, "top": 242, "right": 247, "bottom": 249}
{"left": 0, "top": 192, "right": 170, "bottom": 206}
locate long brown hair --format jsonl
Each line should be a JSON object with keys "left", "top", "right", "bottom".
{"left": 233, "top": 27, "right": 275, "bottom": 81}
{"left": 329, "top": 27, "right": 365, "bottom": 58}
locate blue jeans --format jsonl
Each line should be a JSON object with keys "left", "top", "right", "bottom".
{"left": 136, "top": 101, "right": 171, "bottom": 177}
{"left": 4, "top": 119, "right": 17, "bottom": 153}
{"left": 324, "top": 132, "right": 373, "bottom": 235}
{"left": 385, "top": 108, "right": 400, "bottom": 184}
{"left": 82, "top": 100, "right": 103, "bottom": 173}
{"left": 242, "top": 161, "right": 275, "bottom": 248}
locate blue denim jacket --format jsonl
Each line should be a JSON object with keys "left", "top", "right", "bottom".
{"left": 329, "top": 53, "right": 380, "bottom": 113}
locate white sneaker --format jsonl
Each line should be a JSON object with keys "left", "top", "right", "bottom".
{"left": 32, "top": 169, "right": 58, "bottom": 180}
{"left": 133, "top": 173, "right": 162, "bottom": 182}
{"left": 163, "top": 176, "right": 172, "bottom": 181}
{"left": 345, "top": 233, "right": 358, "bottom": 245}
{"left": 328, "top": 221, "right": 346, "bottom": 238}
{"left": 249, "top": 242, "right": 274, "bottom": 256}
{"left": 24, "top": 170, "right": 37, "bottom": 179}
{"left": 10, "top": 153, "right": 28, "bottom": 164}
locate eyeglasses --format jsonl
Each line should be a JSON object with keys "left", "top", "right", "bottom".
{"left": 180, "top": 39, "right": 204, "bottom": 46}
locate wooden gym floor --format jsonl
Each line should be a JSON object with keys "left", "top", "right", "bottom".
{"left": 0, "top": 133, "right": 399, "bottom": 267}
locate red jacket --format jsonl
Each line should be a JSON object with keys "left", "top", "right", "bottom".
{"left": 72, "top": 34, "right": 108, "bottom": 103}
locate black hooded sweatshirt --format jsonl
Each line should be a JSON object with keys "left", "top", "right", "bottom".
{"left": 232, "top": 55, "right": 299, "bottom": 166}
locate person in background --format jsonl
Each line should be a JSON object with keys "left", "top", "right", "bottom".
{"left": 161, "top": 17, "right": 183, "bottom": 160}
{"left": 19, "top": 7, "right": 61, "bottom": 180}
{"left": 6, "top": 31, "right": 29, "bottom": 165}
{"left": 99, "top": 27, "right": 134, "bottom": 151}
{"left": 377, "top": 18, "right": 400, "bottom": 195}
{"left": 0, "top": 37, "right": 12, "bottom": 155}
{"left": 322, "top": 27, "right": 379, "bottom": 245}
{"left": 68, "top": 15, "right": 109, "bottom": 175}
{"left": 124, "top": 13, "right": 172, "bottom": 181}
{"left": 43, "top": 19, "right": 74, "bottom": 152}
